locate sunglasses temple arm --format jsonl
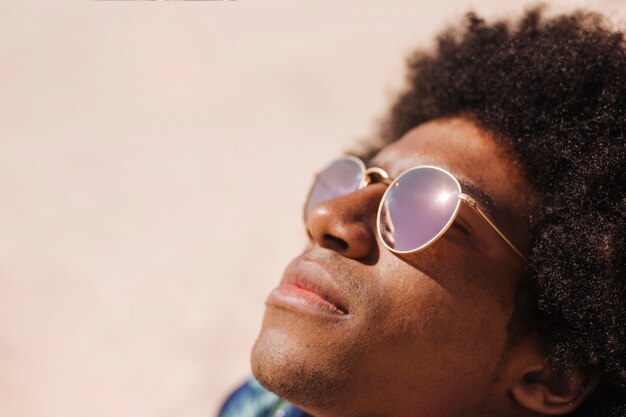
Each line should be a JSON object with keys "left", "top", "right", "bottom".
{"left": 459, "top": 194, "right": 526, "bottom": 261}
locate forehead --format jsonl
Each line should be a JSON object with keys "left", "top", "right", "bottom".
{"left": 371, "top": 117, "right": 535, "bottom": 244}
{"left": 372, "top": 118, "right": 509, "bottom": 178}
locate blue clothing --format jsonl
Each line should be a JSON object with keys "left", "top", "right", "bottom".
{"left": 218, "top": 379, "right": 310, "bottom": 417}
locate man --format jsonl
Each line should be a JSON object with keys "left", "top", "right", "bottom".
{"left": 220, "top": 8, "right": 625, "bottom": 417}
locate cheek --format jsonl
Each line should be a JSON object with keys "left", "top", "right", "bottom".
{"left": 358, "top": 259, "right": 510, "bottom": 396}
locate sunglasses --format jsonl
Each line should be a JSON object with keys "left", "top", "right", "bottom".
{"left": 304, "top": 156, "right": 525, "bottom": 260}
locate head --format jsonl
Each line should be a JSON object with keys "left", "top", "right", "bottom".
{"left": 251, "top": 8, "right": 625, "bottom": 417}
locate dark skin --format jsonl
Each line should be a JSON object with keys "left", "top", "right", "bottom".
{"left": 251, "top": 117, "right": 593, "bottom": 417}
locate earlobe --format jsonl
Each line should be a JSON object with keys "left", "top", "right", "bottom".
{"left": 510, "top": 362, "right": 596, "bottom": 415}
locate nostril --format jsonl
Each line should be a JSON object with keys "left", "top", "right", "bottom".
{"left": 323, "top": 234, "right": 349, "bottom": 251}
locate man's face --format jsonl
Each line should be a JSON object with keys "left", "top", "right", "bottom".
{"left": 251, "top": 117, "right": 536, "bottom": 417}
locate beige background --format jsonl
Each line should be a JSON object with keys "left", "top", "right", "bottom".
{"left": 0, "top": 1, "right": 623, "bottom": 416}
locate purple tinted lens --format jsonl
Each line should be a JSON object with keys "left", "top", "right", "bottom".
{"left": 304, "top": 158, "right": 364, "bottom": 219}
{"left": 378, "top": 167, "right": 461, "bottom": 252}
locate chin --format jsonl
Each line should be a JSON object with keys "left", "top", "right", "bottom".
{"left": 250, "top": 308, "right": 361, "bottom": 412}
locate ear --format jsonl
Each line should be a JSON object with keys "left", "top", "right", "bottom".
{"left": 510, "top": 361, "right": 596, "bottom": 415}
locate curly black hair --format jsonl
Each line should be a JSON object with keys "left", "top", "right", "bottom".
{"left": 374, "top": 7, "right": 625, "bottom": 417}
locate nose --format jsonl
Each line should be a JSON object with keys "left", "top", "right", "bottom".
{"left": 305, "top": 184, "right": 386, "bottom": 261}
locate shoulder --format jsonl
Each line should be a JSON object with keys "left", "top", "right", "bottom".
{"left": 218, "top": 378, "right": 308, "bottom": 417}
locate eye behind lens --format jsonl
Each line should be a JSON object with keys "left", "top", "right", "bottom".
{"left": 377, "top": 166, "right": 461, "bottom": 253}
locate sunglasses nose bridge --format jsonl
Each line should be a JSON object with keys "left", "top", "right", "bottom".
{"left": 363, "top": 166, "right": 392, "bottom": 187}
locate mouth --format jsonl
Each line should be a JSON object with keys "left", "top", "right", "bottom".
{"left": 266, "top": 256, "right": 349, "bottom": 317}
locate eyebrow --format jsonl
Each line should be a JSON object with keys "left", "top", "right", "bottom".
{"left": 364, "top": 158, "right": 498, "bottom": 213}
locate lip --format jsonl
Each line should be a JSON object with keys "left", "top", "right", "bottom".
{"left": 266, "top": 257, "right": 349, "bottom": 317}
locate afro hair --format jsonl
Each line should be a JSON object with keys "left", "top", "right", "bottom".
{"left": 376, "top": 7, "right": 625, "bottom": 417}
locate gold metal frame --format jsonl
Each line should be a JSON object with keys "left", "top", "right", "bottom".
{"left": 372, "top": 163, "right": 525, "bottom": 260}
{"left": 308, "top": 157, "right": 525, "bottom": 261}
